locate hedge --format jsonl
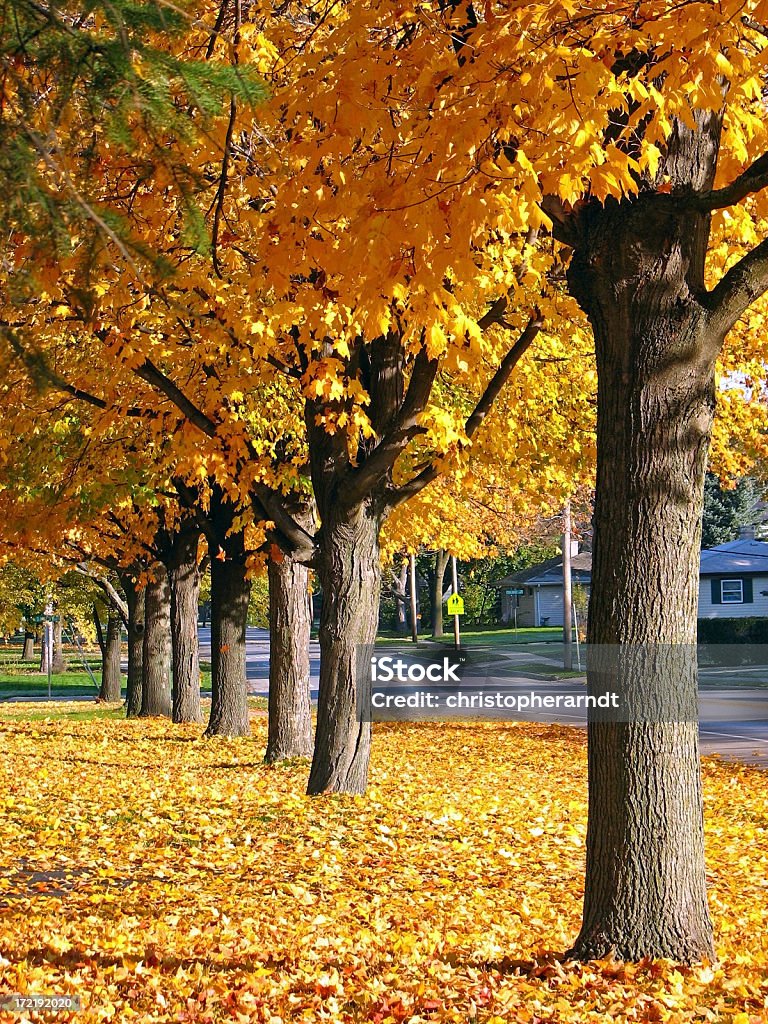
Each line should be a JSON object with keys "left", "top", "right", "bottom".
{"left": 697, "top": 617, "right": 768, "bottom": 644}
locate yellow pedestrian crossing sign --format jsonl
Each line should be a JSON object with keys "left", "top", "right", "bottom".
{"left": 447, "top": 593, "right": 464, "bottom": 616}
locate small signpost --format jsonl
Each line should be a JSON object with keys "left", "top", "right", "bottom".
{"left": 448, "top": 556, "right": 462, "bottom": 650}
{"left": 505, "top": 588, "right": 524, "bottom": 633}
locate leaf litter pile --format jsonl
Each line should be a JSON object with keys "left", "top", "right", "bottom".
{"left": 0, "top": 707, "right": 766, "bottom": 1023}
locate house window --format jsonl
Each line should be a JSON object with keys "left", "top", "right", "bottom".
{"left": 721, "top": 579, "right": 744, "bottom": 603}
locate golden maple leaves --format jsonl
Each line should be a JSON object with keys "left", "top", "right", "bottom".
{"left": 0, "top": 706, "right": 767, "bottom": 1023}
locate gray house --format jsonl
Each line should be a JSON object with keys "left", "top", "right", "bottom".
{"left": 698, "top": 538, "right": 768, "bottom": 618}
{"left": 496, "top": 535, "right": 768, "bottom": 627}
{"left": 496, "top": 543, "right": 592, "bottom": 628}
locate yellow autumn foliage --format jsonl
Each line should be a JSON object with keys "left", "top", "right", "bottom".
{"left": 0, "top": 708, "right": 766, "bottom": 1023}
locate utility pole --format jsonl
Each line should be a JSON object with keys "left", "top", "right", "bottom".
{"left": 409, "top": 553, "right": 418, "bottom": 643}
{"left": 563, "top": 501, "right": 573, "bottom": 671}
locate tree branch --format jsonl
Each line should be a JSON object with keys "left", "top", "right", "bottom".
{"left": 248, "top": 481, "right": 318, "bottom": 563}
{"left": 682, "top": 151, "right": 768, "bottom": 212}
{"left": 2, "top": 323, "right": 155, "bottom": 417}
{"left": 386, "top": 313, "right": 543, "bottom": 508}
{"left": 706, "top": 235, "right": 768, "bottom": 335}
{"left": 74, "top": 565, "right": 129, "bottom": 626}
{"left": 341, "top": 347, "right": 439, "bottom": 510}
{"left": 464, "top": 313, "right": 543, "bottom": 438}
{"left": 133, "top": 359, "right": 219, "bottom": 437}
{"left": 539, "top": 196, "right": 581, "bottom": 247}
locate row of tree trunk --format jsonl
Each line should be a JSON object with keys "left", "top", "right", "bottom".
{"left": 22, "top": 620, "right": 67, "bottom": 670}
{"left": 97, "top": 518, "right": 315, "bottom": 760}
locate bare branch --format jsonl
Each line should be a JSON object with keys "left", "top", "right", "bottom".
{"left": 341, "top": 347, "right": 439, "bottom": 510}
{"left": 133, "top": 359, "right": 219, "bottom": 437}
{"left": 706, "top": 236, "right": 768, "bottom": 335}
{"left": 74, "top": 565, "right": 129, "bottom": 625}
{"left": 683, "top": 151, "right": 768, "bottom": 212}
{"left": 464, "top": 313, "right": 543, "bottom": 438}
{"left": 248, "top": 481, "right": 318, "bottom": 563}
{"left": 540, "top": 196, "right": 580, "bottom": 247}
{"left": 387, "top": 313, "right": 543, "bottom": 508}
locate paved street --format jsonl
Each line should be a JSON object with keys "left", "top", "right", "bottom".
{"left": 6, "top": 628, "right": 768, "bottom": 767}
{"left": 202, "top": 628, "right": 768, "bottom": 767}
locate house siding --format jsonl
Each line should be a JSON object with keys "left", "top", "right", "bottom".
{"left": 697, "top": 576, "right": 768, "bottom": 619}
{"left": 502, "top": 591, "right": 536, "bottom": 627}
{"left": 503, "top": 586, "right": 591, "bottom": 628}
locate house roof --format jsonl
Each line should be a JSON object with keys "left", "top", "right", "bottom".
{"left": 494, "top": 552, "right": 593, "bottom": 588}
{"left": 494, "top": 538, "right": 768, "bottom": 589}
{"left": 699, "top": 539, "right": 768, "bottom": 576}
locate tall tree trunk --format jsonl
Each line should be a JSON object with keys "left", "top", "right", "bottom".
{"left": 22, "top": 629, "right": 34, "bottom": 661}
{"left": 266, "top": 555, "right": 312, "bottom": 762}
{"left": 206, "top": 552, "right": 251, "bottom": 737}
{"left": 140, "top": 569, "right": 172, "bottom": 718}
{"left": 392, "top": 559, "right": 408, "bottom": 633}
{"left": 564, "top": 162, "right": 718, "bottom": 960}
{"left": 124, "top": 579, "right": 145, "bottom": 718}
{"left": 93, "top": 605, "right": 105, "bottom": 658}
{"left": 99, "top": 610, "right": 123, "bottom": 702}
{"left": 51, "top": 617, "right": 67, "bottom": 673}
{"left": 169, "top": 529, "right": 202, "bottom": 724}
{"left": 38, "top": 625, "right": 49, "bottom": 674}
{"left": 431, "top": 549, "right": 449, "bottom": 638}
{"left": 307, "top": 503, "right": 381, "bottom": 795}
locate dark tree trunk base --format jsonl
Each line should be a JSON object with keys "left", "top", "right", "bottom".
{"left": 140, "top": 569, "right": 172, "bottom": 718}
{"left": 124, "top": 579, "right": 145, "bottom": 718}
{"left": 170, "top": 528, "right": 203, "bottom": 724}
{"left": 99, "top": 611, "right": 123, "bottom": 702}
{"left": 206, "top": 552, "right": 251, "bottom": 738}
{"left": 307, "top": 504, "right": 380, "bottom": 795}
{"left": 22, "top": 632, "right": 35, "bottom": 661}
{"left": 266, "top": 555, "right": 313, "bottom": 763}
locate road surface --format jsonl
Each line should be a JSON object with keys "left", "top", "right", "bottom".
{"left": 5, "top": 628, "right": 767, "bottom": 767}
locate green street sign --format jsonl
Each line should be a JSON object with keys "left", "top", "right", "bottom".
{"left": 506, "top": 588, "right": 524, "bottom": 596}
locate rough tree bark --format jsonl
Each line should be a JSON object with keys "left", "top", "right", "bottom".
{"left": 302, "top": 319, "right": 536, "bottom": 794}
{"left": 431, "top": 549, "right": 450, "bottom": 639}
{"left": 392, "top": 559, "right": 408, "bottom": 634}
{"left": 92, "top": 604, "right": 105, "bottom": 659}
{"left": 22, "top": 629, "right": 34, "bottom": 661}
{"left": 266, "top": 553, "right": 313, "bottom": 762}
{"left": 140, "top": 568, "right": 172, "bottom": 718}
{"left": 307, "top": 502, "right": 381, "bottom": 795}
{"left": 51, "top": 617, "right": 67, "bottom": 673}
{"left": 207, "top": 549, "right": 251, "bottom": 737}
{"left": 124, "top": 578, "right": 145, "bottom": 718}
{"left": 168, "top": 526, "right": 202, "bottom": 724}
{"left": 172, "top": 484, "right": 251, "bottom": 737}
{"left": 99, "top": 610, "right": 123, "bottom": 702}
{"left": 553, "top": 113, "right": 735, "bottom": 961}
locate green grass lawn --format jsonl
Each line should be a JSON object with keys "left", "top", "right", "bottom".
{"left": 0, "top": 645, "right": 213, "bottom": 698}
{"left": 376, "top": 626, "right": 564, "bottom": 645}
